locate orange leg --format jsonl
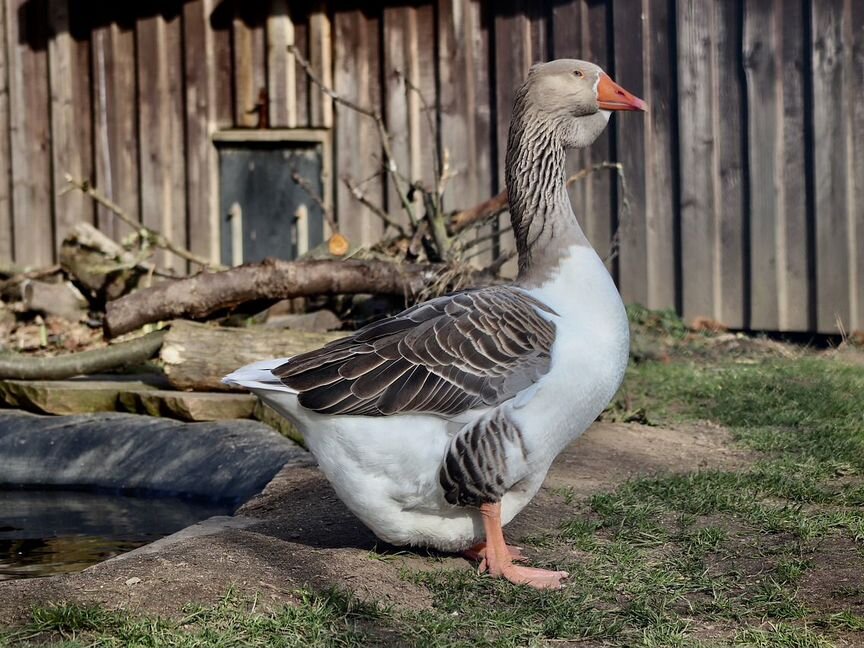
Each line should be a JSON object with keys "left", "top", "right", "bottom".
{"left": 478, "top": 502, "right": 568, "bottom": 590}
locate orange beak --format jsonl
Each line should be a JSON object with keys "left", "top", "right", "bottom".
{"left": 596, "top": 73, "right": 647, "bottom": 111}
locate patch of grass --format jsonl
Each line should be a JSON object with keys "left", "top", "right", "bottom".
{"left": 618, "top": 357, "right": 864, "bottom": 469}
{"left": 734, "top": 623, "right": 835, "bottom": 647}
{"left": 2, "top": 589, "right": 390, "bottom": 648}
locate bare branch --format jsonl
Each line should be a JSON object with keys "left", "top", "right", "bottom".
{"left": 290, "top": 170, "right": 339, "bottom": 234}
{"left": 342, "top": 176, "right": 407, "bottom": 237}
{"left": 63, "top": 175, "right": 225, "bottom": 271}
{"left": 0, "top": 265, "right": 62, "bottom": 293}
{"left": 394, "top": 68, "right": 441, "bottom": 196}
{"left": 448, "top": 161, "right": 628, "bottom": 235}
{"left": 449, "top": 192, "right": 509, "bottom": 234}
{"left": 461, "top": 224, "right": 512, "bottom": 250}
{"left": 289, "top": 45, "right": 418, "bottom": 225}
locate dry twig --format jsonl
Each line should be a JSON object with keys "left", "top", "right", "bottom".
{"left": 342, "top": 177, "right": 407, "bottom": 237}
{"left": 289, "top": 45, "right": 418, "bottom": 226}
{"left": 63, "top": 175, "right": 226, "bottom": 272}
{"left": 289, "top": 170, "right": 339, "bottom": 234}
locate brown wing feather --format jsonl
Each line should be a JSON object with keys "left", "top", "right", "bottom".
{"left": 273, "top": 286, "right": 557, "bottom": 417}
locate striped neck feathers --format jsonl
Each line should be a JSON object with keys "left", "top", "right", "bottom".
{"left": 505, "top": 109, "right": 584, "bottom": 284}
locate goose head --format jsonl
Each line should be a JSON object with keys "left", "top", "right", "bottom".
{"left": 512, "top": 59, "right": 646, "bottom": 149}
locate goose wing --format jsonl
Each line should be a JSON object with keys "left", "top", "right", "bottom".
{"left": 273, "top": 286, "right": 557, "bottom": 417}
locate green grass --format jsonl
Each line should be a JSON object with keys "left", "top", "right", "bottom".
{"left": 3, "top": 321, "right": 863, "bottom": 647}
{"left": 2, "top": 589, "right": 390, "bottom": 648}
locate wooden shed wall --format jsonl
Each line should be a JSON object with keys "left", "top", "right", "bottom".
{"left": 0, "top": 0, "right": 861, "bottom": 334}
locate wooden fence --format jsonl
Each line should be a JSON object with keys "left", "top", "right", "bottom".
{"left": 0, "top": 0, "right": 861, "bottom": 333}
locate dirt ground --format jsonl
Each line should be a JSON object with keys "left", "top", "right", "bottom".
{"left": 0, "top": 421, "right": 749, "bottom": 624}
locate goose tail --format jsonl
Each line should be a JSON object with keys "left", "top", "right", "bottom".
{"left": 222, "top": 358, "right": 298, "bottom": 394}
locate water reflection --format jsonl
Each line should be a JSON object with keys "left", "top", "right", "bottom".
{"left": 0, "top": 489, "right": 235, "bottom": 580}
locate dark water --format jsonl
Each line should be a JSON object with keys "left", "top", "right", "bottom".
{"left": 0, "top": 489, "right": 236, "bottom": 581}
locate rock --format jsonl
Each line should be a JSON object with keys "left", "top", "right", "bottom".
{"left": 0, "top": 376, "right": 256, "bottom": 422}
{"left": 59, "top": 222, "right": 149, "bottom": 303}
{"left": 0, "top": 377, "right": 160, "bottom": 415}
{"left": 117, "top": 390, "right": 256, "bottom": 422}
{"left": 20, "top": 279, "right": 87, "bottom": 321}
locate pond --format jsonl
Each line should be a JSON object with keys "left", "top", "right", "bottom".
{"left": 0, "top": 488, "right": 235, "bottom": 581}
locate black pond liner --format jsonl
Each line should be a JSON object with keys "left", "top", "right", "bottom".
{"left": 0, "top": 410, "right": 305, "bottom": 580}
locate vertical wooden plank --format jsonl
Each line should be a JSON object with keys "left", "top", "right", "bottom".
{"left": 743, "top": 0, "right": 780, "bottom": 329}
{"left": 744, "top": 0, "right": 809, "bottom": 331}
{"left": 184, "top": 0, "right": 232, "bottom": 265}
{"left": 308, "top": 1, "right": 332, "bottom": 128}
{"left": 0, "top": 0, "right": 12, "bottom": 262}
{"left": 438, "top": 0, "right": 493, "bottom": 211}
{"left": 677, "top": 0, "right": 745, "bottom": 327}
{"left": 612, "top": 0, "right": 648, "bottom": 305}
{"left": 292, "top": 6, "right": 309, "bottom": 127}
{"left": 233, "top": 9, "right": 266, "bottom": 127}
{"left": 333, "top": 6, "right": 382, "bottom": 246}
{"left": 383, "top": 4, "right": 436, "bottom": 224}
{"left": 137, "top": 13, "right": 187, "bottom": 272}
{"left": 716, "top": 0, "right": 746, "bottom": 328}
{"left": 92, "top": 22, "right": 139, "bottom": 241}
{"left": 643, "top": 0, "right": 677, "bottom": 310}
{"left": 779, "top": 0, "right": 809, "bottom": 331}
{"left": 494, "top": 2, "right": 533, "bottom": 276}
{"left": 48, "top": 0, "right": 93, "bottom": 248}
{"left": 811, "top": 0, "right": 851, "bottom": 332}
{"left": 6, "top": 0, "right": 53, "bottom": 266}
{"left": 849, "top": 0, "right": 864, "bottom": 332}
{"left": 677, "top": 0, "right": 717, "bottom": 323}
{"left": 383, "top": 6, "right": 410, "bottom": 221}
{"left": 581, "top": 0, "right": 614, "bottom": 261}
{"left": 266, "top": 0, "right": 296, "bottom": 128}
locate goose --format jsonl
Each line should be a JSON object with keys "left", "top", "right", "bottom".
{"left": 225, "top": 59, "right": 646, "bottom": 590}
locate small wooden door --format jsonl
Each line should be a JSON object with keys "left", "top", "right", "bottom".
{"left": 217, "top": 138, "right": 326, "bottom": 265}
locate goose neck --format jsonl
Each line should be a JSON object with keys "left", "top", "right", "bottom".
{"left": 505, "top": 121, "right": 588, "bottom": 285}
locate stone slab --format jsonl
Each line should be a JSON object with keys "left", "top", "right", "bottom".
{"left": 0, "top": 377, "right": 257, "bottom": 423}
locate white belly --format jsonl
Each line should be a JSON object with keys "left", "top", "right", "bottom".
{"left": 257, "top": 246, "right": 629, "bottom": 552}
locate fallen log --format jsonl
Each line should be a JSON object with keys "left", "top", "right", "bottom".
{"left": 0, "top": 330, "right": 166, "bottom": 380}
{"left": 161, "top": 320, "right": 342, "bottom": 392}
{"left": 105, "top": 258, "right": 490, "bottom": 338}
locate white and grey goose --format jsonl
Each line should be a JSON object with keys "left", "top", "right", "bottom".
{"left": 225, "top": 59, "right": 646, "bottom": 590}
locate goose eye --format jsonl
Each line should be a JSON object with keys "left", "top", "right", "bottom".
{"left": 572, "top": 70, "right": 583, "bottom": 78}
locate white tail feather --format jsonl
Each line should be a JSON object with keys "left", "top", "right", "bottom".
{"left": 222, "top": 358, "right": 298, "bottom": 393}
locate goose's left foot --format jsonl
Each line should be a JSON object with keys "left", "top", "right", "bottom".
{"left": 463, "top": 541, "right": 526, "bottom": 570}
{"left": 479, "top": 502, "right": 568, "bottom": 590}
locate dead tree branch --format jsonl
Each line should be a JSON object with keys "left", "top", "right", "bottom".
{"left": 63, "top": 175, "right": 226, "bottom": 272}
{"left": 290, "top": 170, "right": 339, "bottom": 234}
{"left": 342, "top": 176, "right": 407, "bottom": 237}
{"left": 0, "top": 330, "right": 166, "bottom": 380}
{"left": 0, "top": 265, "right": 62, "bottom": 293}
{"left": 289, "top": 45, "right": 418, "bottom": 226}
{"left": 448, "top": 162, "right": 628, "bottom": 236}
{"left": 104, "top": 258, "right": 495, "bottom": 338}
